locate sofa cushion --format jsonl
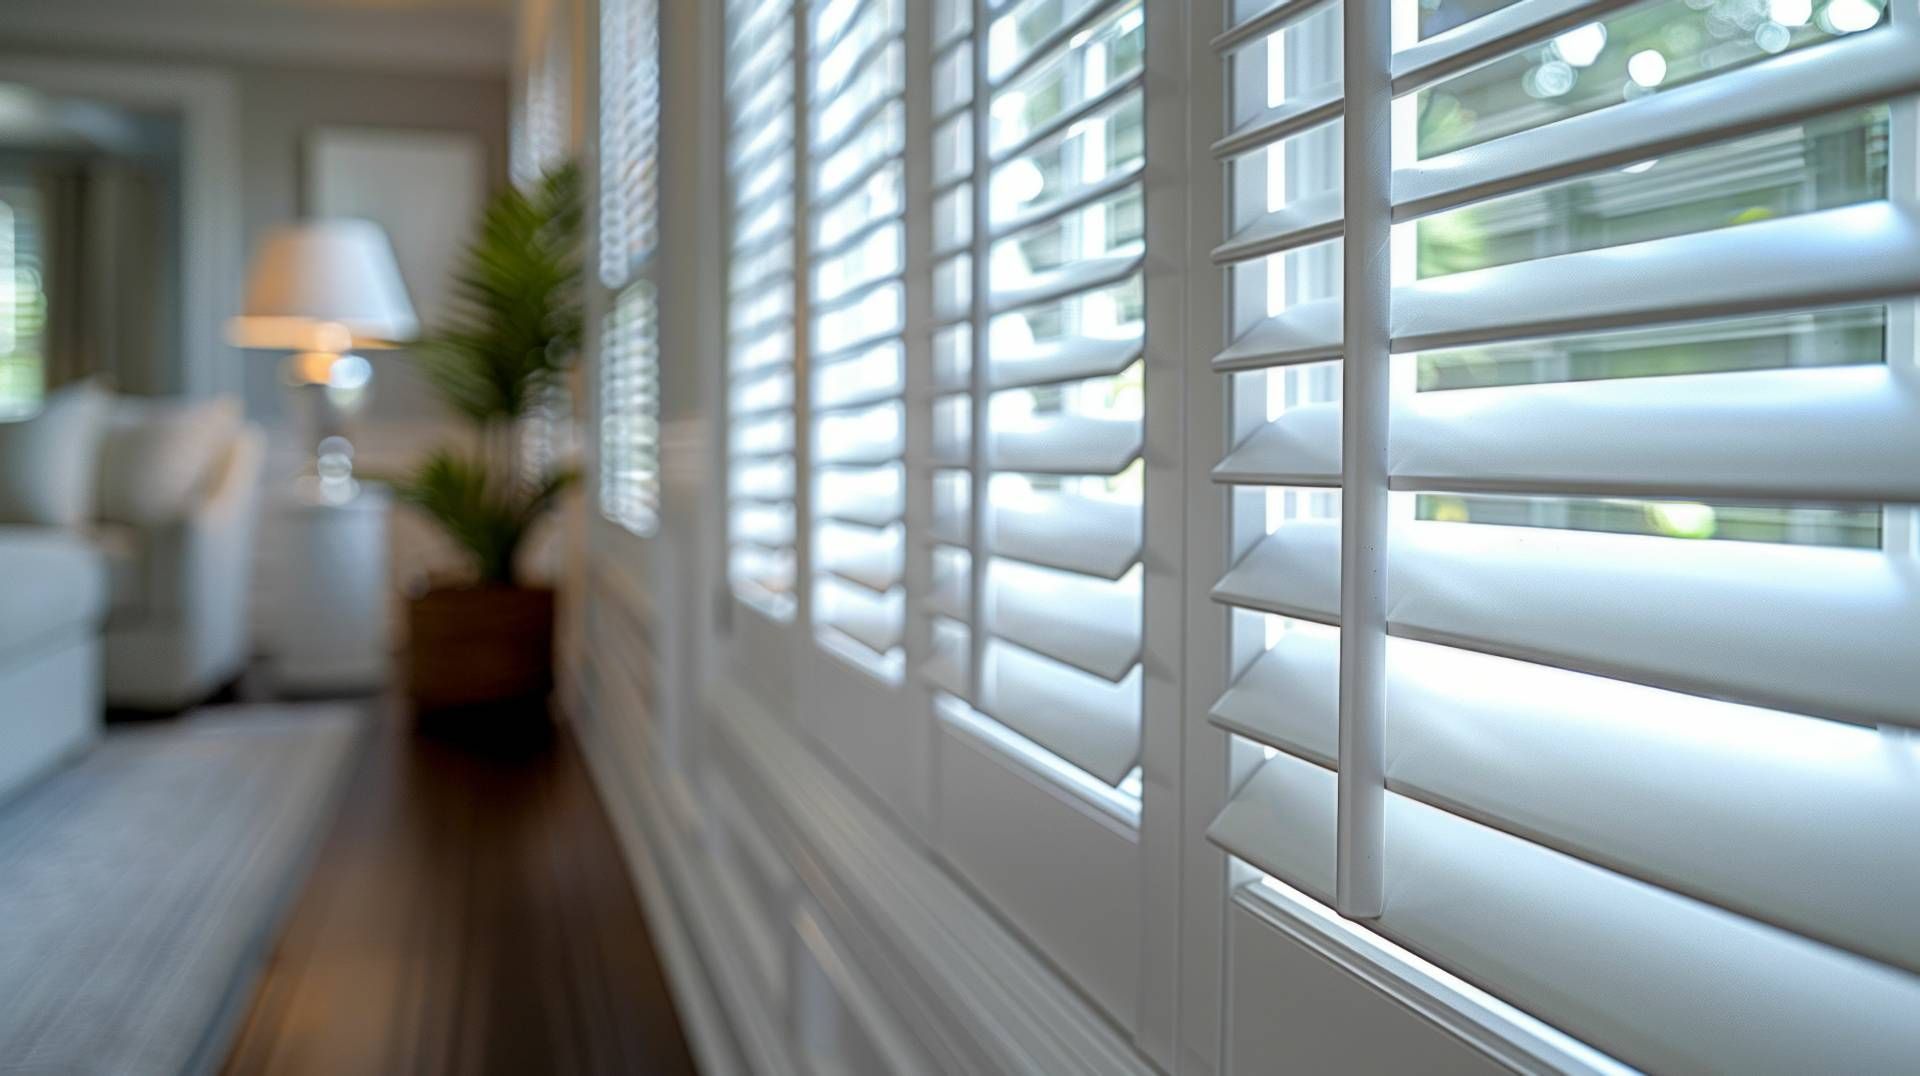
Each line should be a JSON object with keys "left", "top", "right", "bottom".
{"left": 0, "top": 529, "right": 107, "bottom": 658}
{"left": 95, "top": 395, "right": 243, "bottom": 526}
{"left": 0, "top": 383, "right": 107, "bottom": 528}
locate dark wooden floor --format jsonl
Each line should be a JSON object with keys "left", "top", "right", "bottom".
{"left": 222, "top": 702, "right": 697, "bottom": 1076}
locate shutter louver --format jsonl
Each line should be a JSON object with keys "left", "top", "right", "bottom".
{"left": 808, "top": 0, "right": 908, "bottom": 674}
{"left": 919, "top": 0, "right": 1150, "bottom": 787}
{"left": 1205, "top": 0, "right": 1920, "bottom": 1071}
{"left": 726, "top": 0, "right": 802, "bottom": 614}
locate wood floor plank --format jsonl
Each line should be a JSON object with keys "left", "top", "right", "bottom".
{"left": 221, "top": 702, "right": 697, "bottom": 1076}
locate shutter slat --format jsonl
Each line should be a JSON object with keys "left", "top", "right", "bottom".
{"left": 1217, "top": 366, "right": 1920, "bottom": 503}
{"left": 1210, "top": 188, "right": 1343, "bottom": 265}
{"left": 988, "top": 333, "right": 1142, "bottom": 391}
{"left": 1215, "top": 202, "right": 1920, "bottom": 371}
{"left": 1208, "top": 754, "right": 1920, "bottom": 1076}
{"left": 1213, "top": 519, "right": 1920, "bottom": 728}
{"left": 1212, "top": 78, "right": 1342, "bottom": 160}
{"left": 988, "top": 252, "right": 1143, "bottom": 314}
{"left": 1212, "top": 404, "right": 1341, "bottom": 487}
{"left": 1213, "top": 630, "right": 1920, "bottom": 974}
{"left": 988, "top": 560, "right": 1141, "bottom": 682}
{"left": 924, "top": 620, "right": 968, "bottom": 695}
{"left": 992, "top": 161, "right": 1145, "bottom": 244}
{"left": 928, "top": 562, "right": 968, "bottom": 621}
{"left": 819, "top": 599, "right": 903, "bottom": 654}
{"left": 1211, "top": 298, "right": 1342, "bottom": 372}
{"left": 979, "top": 641, "right": 1141, "bottom": 786}
{"left": 991, "top": 495, "right": 1141, "bottom": 579}
{"left": 815, "top": 490, "right": 903, "bottom": 528}
{"left": 990, "top": 414, "right": 1142, "bottom": 475}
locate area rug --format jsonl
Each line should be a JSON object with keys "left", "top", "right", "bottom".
{"left": 0, "top": 705, "right": 364, "bottom": 1075}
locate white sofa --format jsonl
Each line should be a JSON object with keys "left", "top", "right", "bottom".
{"left": 0, "top": 385, "right": 264, "bottom": 779}
{"left": 0, "top": 531, "right": 105, "bottom": 803}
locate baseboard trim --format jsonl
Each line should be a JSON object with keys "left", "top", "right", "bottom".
{"left": 572, "top": 708, "right": 781, "bottom": 1076}
{"left": 701, "top": 678, "right": 1160, "bottom": 1076}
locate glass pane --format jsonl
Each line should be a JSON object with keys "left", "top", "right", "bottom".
{"left": 814, "top": 281, "right": 903, "bottom": 353}
{"left": 1412, "top": 107, "right": 1888, "bottom": 278}
{"left": 988, "top": 0, "right": 1113, "bottom": 80}
{"left": 989, "top": 187, "right": 1142, "bottom": 285}
{"left": 990, "top": 91, "right": 1143, "bottom": 228}
{"left": 989, "top": 276, "right": 1142, "bottom": 360}
{"left": 815, "top": 162, "right": 903, "bottom": 249}
{"left": 814, "top": 221, "right": 903, "bottom": 302}
{"left": 1413, "top": 306, "right": 1887, "bottom": 390}
{"left": 1415, "top": 0, "right": 1891, "bottom": 158}
{"left": 815, "top": 101, "right": 903, "bottom": 197}
{"left": 988, "top": 0, "right": 1145, "bottom": 154}
{"left": 1415, "top": 494, "right": 1881, "bottom": 548}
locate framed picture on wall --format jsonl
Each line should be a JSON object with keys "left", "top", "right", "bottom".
{"left": 304, "top": 126, "right": 486, "bottom": 331}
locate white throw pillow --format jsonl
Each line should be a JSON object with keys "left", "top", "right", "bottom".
{"left": 0, "top": 382, "right": 108, "bottom": 528}
{"left": 95, "top": 395, "right": 244, "bottom": 525}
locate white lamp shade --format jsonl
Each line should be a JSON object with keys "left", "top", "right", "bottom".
{"left": 230, "top": 218, "right": 419, "bottom": 351}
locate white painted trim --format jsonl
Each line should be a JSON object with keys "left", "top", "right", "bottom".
{"left": 698, "top": 676, "right": 1159, "bottom": 1076}
{"left": 571, "top": 692, "right": 783, "bottom": 1076}
{"left": 0, "top": 56, "right": 242, "bottom": 402}
{"left": 1231, "top": 884, "right": 1627, "bottom": 1076}
{"left": 0, "top": 0, "right": 511, "bottom": 76}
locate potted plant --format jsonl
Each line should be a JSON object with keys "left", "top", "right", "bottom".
{"left": 390, "top": 163, "right": 583, "bottom": 713}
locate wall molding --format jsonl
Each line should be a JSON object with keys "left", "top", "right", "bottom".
{"left": 567, "top": 593, "right": 1164, "bottom": 1074}
{"left": 571, "top": 695, "right": 779, "bottom": 1076}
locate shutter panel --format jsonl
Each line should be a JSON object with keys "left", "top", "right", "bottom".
{"left": 726, "top": 0, "right": 801, "bottom": 614}
{"left": 597, "top": 0, "right": 662, "bottom": 535}
{"left": 808, "top": 0, "right": 908, "bottom": 672}
{"left": 1206, "top": 0, "right": 1920, "bottom": 1071}
{"left": 599, "top": 283, "right": 661, "bottom": 534}
{"left": 599, "top": 0, "right": 660, "bottom": 289}
{"left": 920, "top": 0, "right": 1150, "bottom": 787}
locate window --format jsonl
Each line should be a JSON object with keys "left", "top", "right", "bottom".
{"left": 807, "top": 0, "right": 908, "bottom": 677}
{"left": 1206, "top": 0, "right": 1920, "bottom": 1071}
{"left": 598, "top": 0, "right": 663, "bottom": 535}
{"left": 725, "top": 0, "right": 801, "bottom": 616}
{"left": 923, "top": 0, "right": 1150, "bottom": 790}
{"left": 0, "top": 187, "right": 45, "bottom": 417}
{"left": 579, "top": 0, "right": 1920, "bottom": 1067}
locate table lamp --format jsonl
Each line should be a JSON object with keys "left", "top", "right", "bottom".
{"left": 229, "top": 219, "right": 417, "bottom": 498}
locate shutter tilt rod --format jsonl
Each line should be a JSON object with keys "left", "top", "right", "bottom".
{"left": 1336, "top": 0, "right": 1392, "bottom": 920}
{"left": 965, "top": 0, "right": 995, "bottom": 704}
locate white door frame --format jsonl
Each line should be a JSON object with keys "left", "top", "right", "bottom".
{"left": 0, "top": 56, "right": 242, "bottom": 400}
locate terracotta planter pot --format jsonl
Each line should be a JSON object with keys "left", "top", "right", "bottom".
{"left": 406, "top": 585, "right": 555, "bottom": 712}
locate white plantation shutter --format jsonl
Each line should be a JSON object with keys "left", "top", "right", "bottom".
{"left": 726, "top": 0, "right": 802, "bottom": 615}
{"left": 599, "top": 283, "right": 661, "bottom": 533}
{"left": 1205, "top": 0, "right": 1920, "bottom": 1071}
{"left": 807, "top": 0, "right": 909, "bottom": 672}
{"left": 598, "top": 0, "right": 663, "bottom": 535}
{"left": 920, "top": 0, "right": 1150, "bottom": 787}
{"left": 600, "top": 0, "right": 660, "bottom": 289}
